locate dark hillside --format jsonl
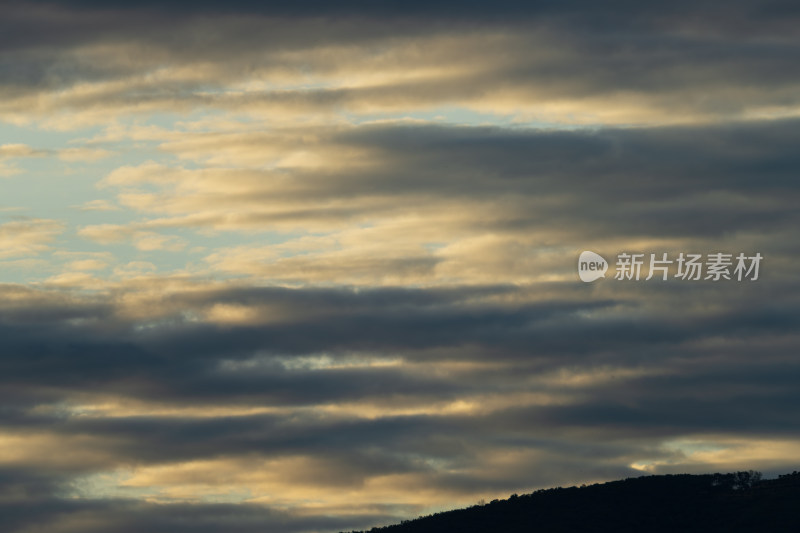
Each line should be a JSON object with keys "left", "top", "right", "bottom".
{"left": 343, "top": 471, "right": 800, "bottom": 533}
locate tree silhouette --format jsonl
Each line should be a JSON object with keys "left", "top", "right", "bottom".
{"left": 341, "top": 470, "right": 800, "bottom": 533}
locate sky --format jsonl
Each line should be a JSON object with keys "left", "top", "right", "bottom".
{"left": 1, "top": 1, "right": 800, "bottom": 531}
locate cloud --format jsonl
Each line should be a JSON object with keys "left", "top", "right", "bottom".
{"left": 97, "top": 121, "right": 800, "bottom": 235}
{"left": 2, "top": 3, "right": 800, "bottom": 532}
{"left": 0, "top": 496, "right": 387, "bottom": 533}
{"left": 73, "top": 199, "right": 120, "bottom": 211}
{"left": 0, "top": 143, "right": 50, "bottom": 176}
{"left": 72, "top": 119, "right": 799, "bottom": 287}
{"left": 0, "top": 143, "right": 110, "bottom": 176}
{"left": 57, "top": 147, "right": 112, "bottom": 162}
{"left": 132, "top": 232, "right": 187, "bottom": 252}
{"left": 5, "top": 117, "right": 799, "bottom": 533}
{"left": 0, "top": 264, "right": 797, "bottom": 530}
{"left": 3, "top": 2, "right": 800, "bottom": 126}
{"left": 0, "top": 218, "right": 65, "bottom": 258}
{"left": 0, "top": 144, "right": 48, "bottom": 158}
{"left": 78, "top": 224, "right": 187, "bottom": 251}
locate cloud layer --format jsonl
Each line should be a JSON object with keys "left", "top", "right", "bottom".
{"left": 1, "top": 2, "right": 799, "bottom": 532}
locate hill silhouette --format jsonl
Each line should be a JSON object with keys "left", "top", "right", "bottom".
{"left": 343, "top": 471, "right": 800, "bottom": 533}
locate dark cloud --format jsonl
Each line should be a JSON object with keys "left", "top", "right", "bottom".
{"left": 0, "top": 497, "right": 391, "bottom": 533}
{"left": 0, "top": 275, "right": 797, "bottom": 530}
{"left": 3, "top": 113, "right": 799, "bottom": 526}
{"left": 126, "top": 119, "right": 800, "bottom": 238}
{"left": 3, "top": 1, "right": 800, "bottom": 122}
{"left": 1, "top": 2, "right": 800, "bottom": 532}
{"left": 9, "top": 0, "right": 800, "bottom": 25}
